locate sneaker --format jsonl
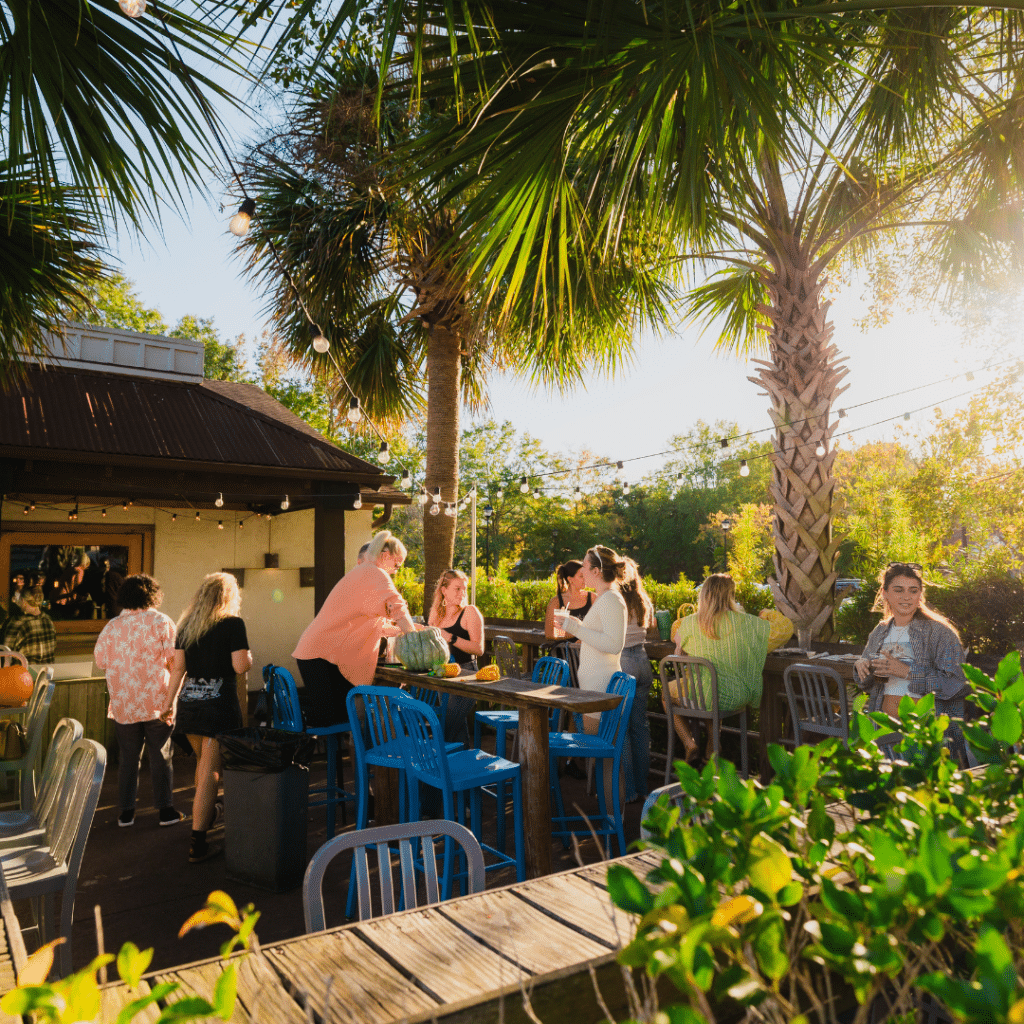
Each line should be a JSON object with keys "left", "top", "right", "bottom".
{"left": 118, "top": 809, "right": 135, "bottom": 827}
{"left": 188, "top": 839, "right": 219, "bottom": 864}
{"left": 159, "top": 807, "right": 183, "bottom": 827}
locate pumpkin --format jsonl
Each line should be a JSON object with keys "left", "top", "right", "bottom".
{"left": 0, "top": 665, "right": 33, "bottom": 706}
{"left": 395, "top": 628, "right": 450, "bottom": 671}
{"left": 759, "top": 608, "right": 794, "bottom": 652}
{"left": 476, "top": 664, "right": 501, "bottom": 681}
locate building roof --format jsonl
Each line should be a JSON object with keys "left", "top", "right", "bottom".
{"left": 1, "top": 365, "right": 397, "bottom": 490}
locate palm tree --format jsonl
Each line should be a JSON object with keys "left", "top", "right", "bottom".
{"left": 0, "top": 0, "right": 239, "bottom": 372}
{"left": 238, "top": 0, "right": 1024, "bottom": 634}
{"left": 236, "top": 58, "right": 672, "bottom": 606}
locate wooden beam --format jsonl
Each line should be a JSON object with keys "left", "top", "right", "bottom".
{"left": 314, "top": 501, "right": 347, "bottom": 613}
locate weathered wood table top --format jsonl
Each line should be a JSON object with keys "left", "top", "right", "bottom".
{"left": 100, "top": 851, "right": 660, "bottom": 1024}
{"left": 374, "top": 664, "right": 621, "bottom": 878}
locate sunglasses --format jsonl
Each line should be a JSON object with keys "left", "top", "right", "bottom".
{"left": 886, "top": 561, "right": 922, "bottom": 572}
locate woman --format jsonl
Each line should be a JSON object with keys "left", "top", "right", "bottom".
{"left": 619, "top": 559, "right": 657, "bottom": 802}
{"left": 292, "top": 531, "right": 417, "bottom": 728}
{"left": 854, "top": 561, "right": 967, "bottom": 760}
{"left": 428, "top": 569, "right": 484, "bottom": 742}
{"left": 94, "top": 574, "right": 181, "bottom": 828}
{"left": 544, "top": 561, "right": 594, "bottom": 639}
{"left": 161, "top": 573, "right": 251, "bottom": 863}
{"left": 666, "top": 574, "right": 770, "bottom": 763}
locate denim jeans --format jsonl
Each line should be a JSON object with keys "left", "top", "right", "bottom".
{"left": 619, "top": 645, "right": 654, "bottom": 802}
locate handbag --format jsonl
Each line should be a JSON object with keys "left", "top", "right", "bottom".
{"left": 0, "top": 720, "right": 26, "bottom": 760}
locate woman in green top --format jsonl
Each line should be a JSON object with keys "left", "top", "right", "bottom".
{"left": 664, "top": 573, "right": 770, "bottom": 762}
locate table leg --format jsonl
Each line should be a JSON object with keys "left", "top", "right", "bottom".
{"left": 516, "top": 706, "right": 551, "bottom": 878}
{"left": 759, "top": 670, "right": 784, "bottom": 783}
{"left": 374, "top": 765, "right": 403, "bottom": 827}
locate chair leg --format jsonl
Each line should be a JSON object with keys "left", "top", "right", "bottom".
{"left": 495, "top": 724, "right": 507, "bottom": 760}
{"left": 550, "top": 755, "right": 569, "bottom": 848}
{"left": 325, "top": 736, "right": 337, "bottom": 839}
{"left": 512, "top": 772, "right": 526, "bottom": 882}
{"left": 664, "top": 711, "right": 676, "bottom": 785}
{"left": 339, "top": 734, "right": 347, "bottom": 827}
{"left": 740, "top": 708, "right": 749, "bottom": 779}
{"left": 496, "top": 780, "right": 507, "bottom": 854}
{"left": 610, "top": 754, "right": 627, "bottom": 856}
{"left": 712, "top": 715, "right": 721, "bottom": 762}
{"left": 473, "top": 717, "right": 483, "bottom": 750}
{"left": 594, "top": 757, "right": 611, "bottom": 857}
{"left": 58, "top": 883, "right": 75, "bottom": 978}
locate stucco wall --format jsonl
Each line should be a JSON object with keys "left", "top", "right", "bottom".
{"left": 5, "top": 504, "right": 375, "bottom": 688}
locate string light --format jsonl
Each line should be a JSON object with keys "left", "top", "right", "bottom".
{"left": 532, "top": 487, "right": 541, "bottom": 500}
{"left": 347, "top": 398, "right": 362, "bottom": 424}
{"left": 281, "top": 495, "right": 290, "bottom": 511}
{"left": 101, "top": 508, "right": 107, "bottom": 517}
{"left": 122, "top": 502, "right": 128, "bottom": 511}
{"left": 215, "top": 492, "right": 224, "bottom": 508}
{"left": 229, "top": 198, "right": 256, "bottom": 238}
{"left": 309, "top": 323, "right": 330, "bottom": 354}
{"left": 118, "top": 0, "right": 146, "bottom": 16}
{"left": 432, "top": 486, "right": 441, "bottom": 501}
{"left": 417, "top": 487, "right": 428, "bottom": 506}
{"left": 195, "top": 511, "right": 201, "bottom": 521}
{"left": 815, "top": 442, "right": 826, "bottom": 457}
{"left": 622, "top": 482, "right": 631, "bottom": 495}
{"left": 838, "top": 409, "right": 847, "bottom": 418}
{"left": 519, "top": 476, "right": 529, "bottom": 494}
{"left": 218, "top": 520, "right": 224, "bottom": 529}
{"left": 352, "top": 494, "right": 363, "bottom": 510}
{"left": 29, "top": 502, "right": 34, "bottom": 511}
{"left": 238, "top": 520, "right": 243, "bottom": 529}
{"left": 904, "top": 412, "right": 911, "bottom": 421}
{"left": 496, "top": 487, "right": 504, "bottom": 501}
{"left": 444, "top": 503, "right": 456, "bottom": 517}
{"left": 429, "top": 502, "right": 441, "bottom": 516}
{"left": 171, "top": 514, "right": 177, "bottom": 521}
{"left": 574, "top": 485, "right": 581, "bottom": 498}
{"left": 378, "top": 441, "right": 391, "bottom": 465}
{"left": 966, "top": 371, "right": 975, "bottom": 381}
{"left": 400, "top": 469, "right": 411, "bottom": 488}
{"left": 719, "top": 438, "right": 729, "bottom": 449}
{"left": 615, "top": 461, "right": 625, "bottom": 480}
{"left": 740, "top": 460, "right": 750, "bottom": 477}
{"left": 22, "top": 506, "right": 28, "bottom": 515}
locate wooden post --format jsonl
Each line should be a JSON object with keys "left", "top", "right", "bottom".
{"left": 516, "top": 706, "right": 551, "bottom": 878}
{"left": 313, "top": 501, "right": 347, "bottom": 613}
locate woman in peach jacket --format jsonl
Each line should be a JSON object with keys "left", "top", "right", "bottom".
{"left": 292, "top": 531, "right": 417, "bottom": 726}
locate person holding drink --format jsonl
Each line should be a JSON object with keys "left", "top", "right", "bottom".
{"left": 854, "top": 561, "right": 968, "bottom": 760}
{"left": 544, "top": 561, "right": 594, "bottom": 639}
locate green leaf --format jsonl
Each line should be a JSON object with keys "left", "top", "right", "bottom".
{"left": 747, "top": 833, "right": 792, "bottom": 895}
{"left": 156, "top": 995, "right": 219, "bottom": 1024}
{"left": 212, "top": 964, "right": 237, "bottom": 1020}
{"left": 991, "top": 699, "right": 1022, "bottom": 745}
{"left": 607, "top": 864, "right": 654, "bottom": 916}
{"left": 994, "top": 651, "right": 1023, "bottom": 692}
{"left": 116, "top": 942, "right": 154, "bottom": 989}
{"left": 807, "top": 793, "right": 835, "bottom": 845}
{"left": 753, "top": 918, "right": 789, "bottom": 981}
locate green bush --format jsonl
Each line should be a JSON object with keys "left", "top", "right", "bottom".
{"left": 617, "top": 650, "right": 1024, "bottom": 1024}
{"left": 928, "top": 572, "right": 1024, "bottom": 657}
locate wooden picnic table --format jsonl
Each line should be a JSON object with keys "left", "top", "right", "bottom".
{"left": 482, "top": 625, "right": 674, "bottom": 675}
{"left": 97, "top": 849, "right": 661, "bottom": 1024}
{"left": 373, "top": 663, "right": 622, "bottom": 878}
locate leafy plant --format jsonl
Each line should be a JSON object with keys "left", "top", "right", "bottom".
{"left": 0, "top": 891, "right": 259, "bottom": 1024}
{"left": 616, "top": 651, "right": 1024, "bottom": 1024}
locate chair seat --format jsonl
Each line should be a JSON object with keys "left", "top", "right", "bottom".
{"left": 549, "top": 732, "right": 615, "bottom": 758}
{"left": 366, "top": 737, "right": 463, "bottom": 769}
{"left": 440, "top": 749, "right": 521, "bottom": 791}
{"left": 307, "top": 721, "right": 352, "bottom": 738}
{"left": 475, "top": 709, "right": 519, "bottom": 727}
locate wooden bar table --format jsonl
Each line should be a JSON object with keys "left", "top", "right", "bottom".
{"left": 372, "top": 664, "right": 622, "bottom": 878}
{"left": 483, "top": 625, "right": 674, "bottom": 675}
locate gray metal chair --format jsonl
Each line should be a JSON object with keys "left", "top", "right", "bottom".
{"left": 783, "top": 663, "right": 850, "bottom": 747}
{"left": 660, "top": 655, "right": 749, "bottom": 781}
{"left": 303, "top": 819, "right": 486, "bottom": 931}
{"left": 640, "top": 782, "right": 684, "bottom": 841}
{"left": 2, "top": 738, "right": 107, "bottom": 977}
{"left": 490, "top": 636, "right": 522, "bottom": 679}
{"left": 0, "top": 668, "right": 56, "bottom": 809}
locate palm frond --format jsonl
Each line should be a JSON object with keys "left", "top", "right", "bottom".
{"left": 681, "top": 264, "right": 772, "bottom": 356}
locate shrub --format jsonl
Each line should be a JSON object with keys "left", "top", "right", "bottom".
{"left": 617, "top": 651, "right": 1024, "bottom": 1024}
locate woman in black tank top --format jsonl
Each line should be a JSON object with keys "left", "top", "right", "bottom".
{"left": 544, "top": 560, "right": 594, "bottom": 638}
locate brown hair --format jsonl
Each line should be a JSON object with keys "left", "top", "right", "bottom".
{"left": 619, "top": 558, "right": 654, "bottom": 628}
{"left": 585, "top": 545, "right": 628, "bottom": 585}
{"left": 116, "top": 574, "right": 163, "bottom": 611}
{"left": 555, "top": 561, "right": 583, "bottom": 593}
{"left": 697, "top": 574, "right": 739, "bottom": 640}
{"left": 872, "top": 563, "right": 960, "bottom": 638}
{"left": 429, "top": 569, "right": 469, "bottom": 624}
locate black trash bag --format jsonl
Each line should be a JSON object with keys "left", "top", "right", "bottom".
{"left": 216, "top": 727, "right": 316, "bottom": 773}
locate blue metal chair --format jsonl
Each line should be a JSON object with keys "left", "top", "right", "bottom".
{"left": 389, "top": 692, "right": 526, "bottom": 897}
{"left": 549, "top": 671, "right": 636, "bottom": 857}
{"left": 473, "top": 655, "right": 571, "bottom": 756}
{"left": 263, "top": 665, "right": 353, "bottom": 838}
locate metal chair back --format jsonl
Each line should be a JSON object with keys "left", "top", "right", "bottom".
{"left": 35, "top": 718, "right": 84, "bottom": 828}
{"left": 263, "top": 664, "right": 304, "bottom": 731}
{"left": 490, "top": 636, "right": 522, "bottom": 679}
{"left": 783, "top": 663, "right": 850, "bottom": 746}
{"left": 542, "top": 640, "right": 579, "bottom": 687}
{"left": 532, "top": 656, "right": 572, "bottom": 729}
{"left": 0, "top": 669, "right": 56, "bottom": 809}
{"left": 640, "top": 782, "right": 684, "bottom": 841}
{"left": 303, "top": 820, "right": 485, "bottom": 930}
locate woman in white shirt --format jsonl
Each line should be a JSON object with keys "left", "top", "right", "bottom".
{"left": 553, "top": 544, "right": 628, "bottom": 697}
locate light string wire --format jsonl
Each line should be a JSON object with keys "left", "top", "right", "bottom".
{"left": 147, "top": 2, "right": 410, "bottom": 483}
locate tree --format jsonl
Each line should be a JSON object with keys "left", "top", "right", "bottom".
{"left": 239, "top": 0, "right": 1024, "bottom": 637}
{"left": 170, "top": 315, "right": 247, "bottom": 383}
{"left": 0, "top": 1, "right": 240, "bottom": 375}
{"left": 78, "top": 273, "right": 167, "bottom": 335}
{"left": 236, "top": 54, "right": 670, "bottom": 609}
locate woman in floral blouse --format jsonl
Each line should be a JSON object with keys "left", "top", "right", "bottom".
{"left": 94, "top": 574, "right": 182, "bottom": 829}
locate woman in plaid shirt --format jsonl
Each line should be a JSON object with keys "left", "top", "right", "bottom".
{"left": 2, "top": 587, "right": 56, "bottom": 664}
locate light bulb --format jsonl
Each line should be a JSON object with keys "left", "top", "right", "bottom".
{"left": 281, "top": 495, "right": 290, "bottom": 511}
{"left": 815, "top": 443, "right": 826, "bottom": 457}
{"left": 68, "top": 510, "right": 73, "bottom": 521}
{"left": 352, "top": 495, "right": 362, "bottom": 510}
{"left": 519, "top": 476, "right": 529, "bottom": 494}
{"left": 496, "top": 488, "right": 504, "bottom": 501}
{"left": 429, "top": 502, "right": 441, "bottom": 516}
{"left": 445, "top": 503, "right": 455, "bottom": 517}
{"left": 622, "top": 482, "right": 631, "bottom": 495}
{"left": 347, "top": 398, "right": 362, "bottom": 424}
{"left": 122, "top": 502, "right": 128, "bottom": 511}
{"left": 308, "top": 323, "right": 330, "bottom": 353}
{"left": 118, "top": 0, "right": 146, "bottom": 16}
{"left": 615, "top": 461, "right": 625, "bottom": 480}
{"left": 238, "top": 520, "right": 243, "bottom": 529}
{"left": 29, "top": 502, "right": 35, "bottom": 510}
{"left": 378, "top": 441, "right": 391, "bottom": 465}
{"left": 739, "top": 460, "right": 750, "bottom": 477}
{"left": 195, "top": 512, "right": 200, "bottom": 521}
{"left": 22, "top": 506, "right": 28, "bottom": 515}
{"left": 838, "top": 408, "right": 847, "bottom": 418}
{"left": 218, "top": 520, "right": 224, "bottom": 529}
{"left": 532, "top": 488, "right": 540, "bottom": 500}
{"left": 417, "top": 487, "right": 428, "bottom": 506}
{"left": 171, "top": 514, "right": 177, "bottom": 522}
{"left": 229, "top": 198, "right": 256, "bottom": 238}
{"left": 101, "top": 508, "right": 107, "bottom": 517}
{"left": 400, "top": 469, "right": 411, "bottom": 488}
{"left": 432, "top": 486, "right": 441, "bottom": 500}
{"left": 215, "top": 492, "right": 224, "bottom": 508}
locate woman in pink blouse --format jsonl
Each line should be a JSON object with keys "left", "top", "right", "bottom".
{"left": 94, "top": 574, "right": 182, "bottom": 829}
{"left": 292, "top": 531, "right": 417, "bottom": 726}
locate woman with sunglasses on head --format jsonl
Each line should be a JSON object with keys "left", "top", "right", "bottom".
{"left": 854, "top": 561, "right": 968, "bottom": 760}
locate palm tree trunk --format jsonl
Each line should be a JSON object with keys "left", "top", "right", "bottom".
{"left": 751, "top": 250, "right": 848, "bottom": 638}
{"left": 422, "top": 324, "right": 462, "bottom": 614}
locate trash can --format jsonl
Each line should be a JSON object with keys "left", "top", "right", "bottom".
{"left": 218, "top": 727, "right": 316, "bottom": 892}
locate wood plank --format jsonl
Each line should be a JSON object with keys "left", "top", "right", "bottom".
{"left": 354, "top": 908, "right": 525, "bottom": 1005}
{"left": 100, "top": 980, "right": 161, "bottom": 1024}
{"left": 266, "top": 929, "right": 438, "bottom": 1024}
{"left": 508, "top": 873, "right": 635, "bottom": 949}
{"left": 577, "top": 850, "right": 661, "bottom": 887}
{"left": 66, "top": 682, "right": 91, "bottom": 739}
{"left": 158, "top": 963, "right": 250, "bottom": 1024}
{"left": 437, "top": 889, "right": 609, "bottom": 975}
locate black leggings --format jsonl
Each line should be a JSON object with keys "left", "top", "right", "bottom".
{"left": 295, "top": 658, "right": 353, "bottom": 727}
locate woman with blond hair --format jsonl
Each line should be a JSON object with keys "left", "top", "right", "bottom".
{"left": 161, "top": 573, "right": 252, "bottom": 863}
{"left": 666, "top": 573, "right": 770, "bottom": 764}
{"left": 292, "top": 530, "right": 418, "bottom": 728}
{"left": 619, "top": 559, "right": 658, "bottom": 801}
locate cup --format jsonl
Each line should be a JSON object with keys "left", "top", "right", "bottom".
{"left": 655, "top": 609, "right": 672, "bottom": 642}
{"left": 797, "top": 626, "right": 813, "bottom": 652}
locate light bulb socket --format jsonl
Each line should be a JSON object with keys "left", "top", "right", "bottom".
{"left": 719, "top": 438, "right": 729, "bottom": 449}
{"left": 432, "top": 486, "right": 441, "bottom": 498}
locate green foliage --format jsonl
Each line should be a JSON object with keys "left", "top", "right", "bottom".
{"left": 78, "top": 273, "right": 167, "bottom": 335}
{"left": 170, "top": 316, "right": 246, "bottom": 383}
{"left": 619, "top": 650, "right": 1024, "bottom": 1024}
